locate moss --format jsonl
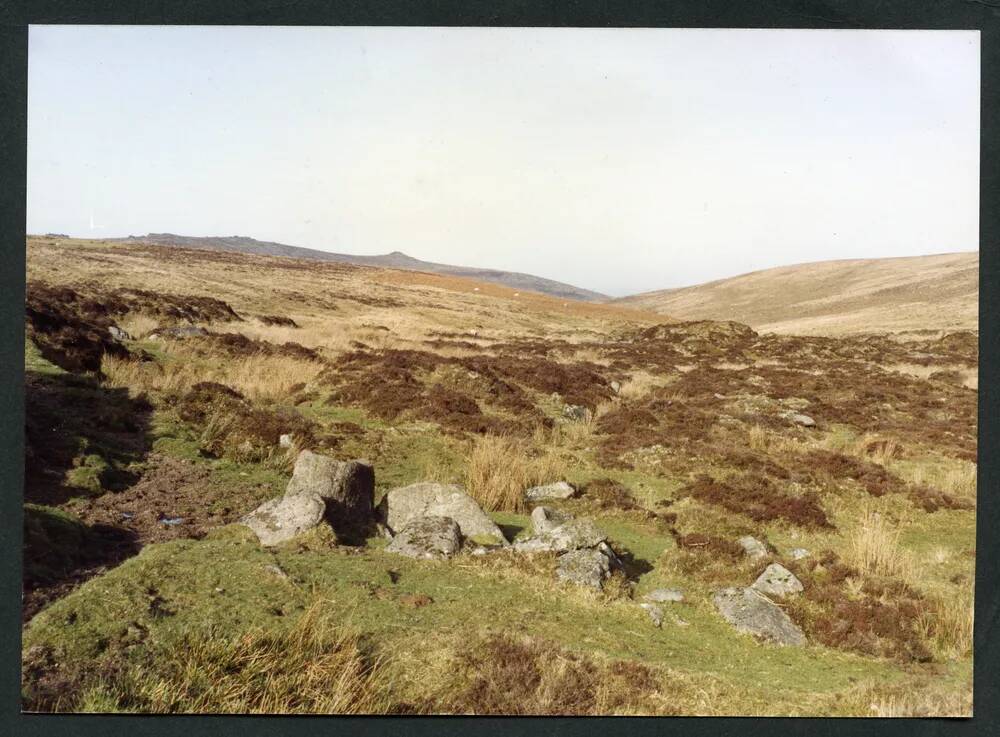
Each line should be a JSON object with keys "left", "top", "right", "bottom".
{"left": 65, "top": 453, "right": 111, "bottom": 496}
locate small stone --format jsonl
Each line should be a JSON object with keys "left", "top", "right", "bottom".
{"left": 788, "top": 413, "right": 816, "bottom": 427}
{"left": 596, "top": 541, "right": 623, "bottom": 570}
{"left": 264, "top": 564, "right": 288, "bottom": 579}
{"left": 640, "top": 603, "right": 664, "bottom": 627}
{"left": 108, "top": 325, "right": 131, "bottom": 341}
{"left": 610, "top": 380, "right": 622, "bottom": 394}
{"left": 751, "top": 563, "right": 804, "bottom": 598}
{"left": 524, "top": 481, "right": 576, "bottom": 502}
{"left": 563, "top": 404, "right": 589, "bottom": 422}
{"left": 279, "top": 433, "right": 294, "bottom": 448}
{"left": 789, "top": 547, "right": 811, "bottom": 561}
{"left": 644, "top": 588, "right": 684, "bottom": 603}
{"left": 738, "top": 535, "right": 768, "bottom": 560}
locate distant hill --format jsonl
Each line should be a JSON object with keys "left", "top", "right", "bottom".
{"left": 616, "top": 252, "right": 978, "bottom": 335}
{"left": 115, "top": 233, "right": 607, "bottom": 303}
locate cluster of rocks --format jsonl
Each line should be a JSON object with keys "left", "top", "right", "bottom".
{"left": 379, "top": 479, "right": 621, "bottom": 591}
{"left": 712, "top": 560, "right": 806, "bottom": 647}
{"left": 517, "top": 506, "right": 622, "bottom": 589}
{"left": 240, "top": 455, "right": 621, "bottom": 592}
{"left": 242, "top": 453, "right": 809, "bottom": 648}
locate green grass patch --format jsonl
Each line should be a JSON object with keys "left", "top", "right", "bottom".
{"left": 24, "top": 529, "right": 911, "bottom": 713}
{"left": 25, "top": 338, "right": 67, "bottom": 376}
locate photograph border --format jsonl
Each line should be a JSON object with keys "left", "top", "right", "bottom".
{"left": 1, "top": 1, "right": 997, "bottom": 735}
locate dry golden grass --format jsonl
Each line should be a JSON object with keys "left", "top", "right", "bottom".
{"left": 115, "top": 312, "right": 160, "bottom": 339}
{"left": 195, "top": 406, "right": 297, "bottom": 471}
{"left": 84, "top": 602, "right": 393, "bottom": 714}
{"left": 747, "top": 424, "right": 769, "bottom": 452}
{"left": 916, "top": 594, "right": 975, "bottom": 662}
{"left": 464, "top": 435, "right": 566, "bottom": 512}
{"left": 102, "top": 351, "right": 323, "bottom": 402}
{"left": 616, "top": 371, "right": 669, "bottom": 400}
{"left": 844, "top": 509, "right": 914, "bottom": 581}
{"left": 895, "top": 461, "right": 978, "bottom": 505}
{"left": 867, "top": 686, "right": 972, "bottom": 718}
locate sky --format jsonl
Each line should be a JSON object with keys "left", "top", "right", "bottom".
{"left": 27, "top": 26, "right": 979, "bottom": 296}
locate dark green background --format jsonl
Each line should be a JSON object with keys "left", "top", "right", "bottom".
{"left": 1, "top": 1, "right": 996, "bottom": 735}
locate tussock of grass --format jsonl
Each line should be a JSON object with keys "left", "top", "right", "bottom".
{"left": 73, "top": 602, "right": 394, "bottom": 714}
{"left": 116, "top": 313, "right": 160, "bottom": 339}
{"left": 845, "top": 509, "right": 913, "bottom": 580}
{"left": 102, "top": 351, "right": 323, "bottom": 403}
{"left": 916, "top": 594, "right": 974, "bottom": 661}
{"left": 465, "top": 435, "right": 565, "bottom": 512}
{"left": 617, "top": 371, "right": 668, "bottom": 401}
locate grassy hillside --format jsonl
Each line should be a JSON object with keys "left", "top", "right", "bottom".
{"left": 22, "top": 236, "right": 976, "bottom": 716}
{"left": 96, "top": 232, "right": 609, "bottom": 303}
{"left": 617, "top": 252, "right": 978, "bottom": 336}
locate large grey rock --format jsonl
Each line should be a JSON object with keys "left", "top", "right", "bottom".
{"left": 530, "top": 505, "right": 574, "bottom": 535}
{"left": 241, "top": 493, "right": 325, "bottom": 547}
{"left": 524, "top": 481, "right": 576, "bottom": 502}
{"left": 378, "top": 482, "right": 507, "bottom": 545}
{"left": 644, "top": 588, "right": 684, "bottom": 603}
{"left": 556, "top": 548, "right": 611, "bottom": 589}
{"left": 513, "top": 518, "right": 606, "bottom": 554}
{"left": 385, "top": 516, "right": 461, "bottom": 560}
{"left": 712, "top": 587, "right": 806, "bottom": 646}
{"left": 738, "top": 535, "right": 768, "bottom": 561}
{"left": 285, "top": 451, "right": 374, "bottom": 541}
{"left": 751, "top": 563, "right": 803, "bottom": 598}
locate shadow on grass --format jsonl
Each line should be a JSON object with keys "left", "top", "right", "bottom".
{"left": 24, "top": 370, "right": 153, "bottom": 506}
{"left": 23, "top": 367, "right": 153, "bottom": 619}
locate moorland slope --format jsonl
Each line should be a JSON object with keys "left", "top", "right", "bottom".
{"left": 102, "top": 232, "right": 609, "bottom": 303}
{"left": 617, "top": 252, "right": 978, "bottom": 335}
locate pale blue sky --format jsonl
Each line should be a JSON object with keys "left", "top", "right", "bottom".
{"left": 27, "top": 26, "right": 979, "bottom": 296}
